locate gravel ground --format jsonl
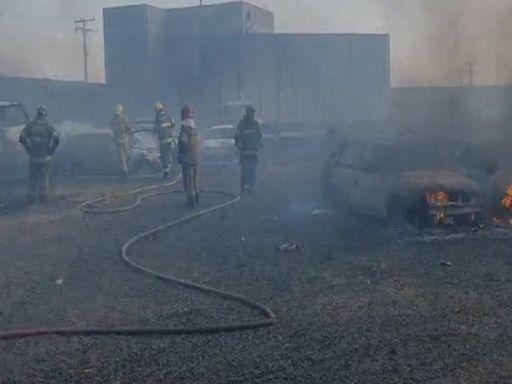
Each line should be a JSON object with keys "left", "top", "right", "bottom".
{"left": 1, "top": 146, "right": 512, "bottom": 383}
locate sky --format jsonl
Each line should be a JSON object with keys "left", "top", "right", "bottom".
{"left": 0, "top": 0, "right": 511, "bottom": 86}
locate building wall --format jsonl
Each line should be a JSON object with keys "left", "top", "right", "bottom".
{"left": 103, "top": 5, "right": 150, "bottom": 93}
{"left": 241, "top": 33, "right": 390, "bottom": 126}
{"left": 103, "top": 2, "right": 389, "bottom": 127}
{"left": 104, "top": 2, "right": 275, "bottom": 119}
{"left": 242, "top": 3, "right": 274, "bottom": 34}
{"left": 0, "top": 76, "right": 107, "bottom": 124}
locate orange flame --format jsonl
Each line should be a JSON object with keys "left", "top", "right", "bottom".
{"left": 425, "top": 191, "right": 449, "bottom": 224}
{"left": 425, "top": 191, "right": 449, "bottom": 206}
{"left": 502, "top": 185, "right": 512, "bottom": 209}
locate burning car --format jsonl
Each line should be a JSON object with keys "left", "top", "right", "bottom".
{"left": 322, "top": 141, "right": 485, "bottom": 227}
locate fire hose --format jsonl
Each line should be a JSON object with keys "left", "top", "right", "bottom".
{"left": 0, "top": 173, "right": 276, "bottom": 341}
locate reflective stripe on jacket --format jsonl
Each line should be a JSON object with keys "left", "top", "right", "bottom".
{"left": 154, "top": 111, "right": 175, "bottom": 141}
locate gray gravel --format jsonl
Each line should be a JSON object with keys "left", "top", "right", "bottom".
{"left": 1, "top": 147, "right": 512, "bottom": 383}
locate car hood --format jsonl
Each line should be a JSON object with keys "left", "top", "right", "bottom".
{"left": 203, "top": 138, "right": 233, "bottom": 148}
{"left": 400, "top": 170, "right": 482, "bottom": 193}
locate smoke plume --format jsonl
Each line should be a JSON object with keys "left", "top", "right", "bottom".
{"left": 0, "top": 0, "right": 511, "bottom": 86}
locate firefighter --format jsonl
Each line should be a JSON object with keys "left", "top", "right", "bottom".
{"left": 19, "top": 105, "right": 60, "bottom": 204}
{"left": 178, "top": 105, "right": 200, "bottom": 208}
{"left": 153, "top": 101, "right": 176, "bottom": 179}
{"left": 110, "top": 104, "right": 133, "bottom": 177}
{"left": 235, "top": 105, "right": 263, "bottom": 194}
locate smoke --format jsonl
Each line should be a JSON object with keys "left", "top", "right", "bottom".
{"left": 377, "top": 0, "right": 512, "bottom": 86}
{"left": 0, "top": 0, "right": 512, "bottom": 86}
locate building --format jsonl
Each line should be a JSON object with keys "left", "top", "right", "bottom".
{"left": 103, "top": 1, "right": 390, "bottom": 127}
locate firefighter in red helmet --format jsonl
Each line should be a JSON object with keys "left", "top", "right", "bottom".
{"left": 178, "top": 105, "right": 201, "bottom": 208}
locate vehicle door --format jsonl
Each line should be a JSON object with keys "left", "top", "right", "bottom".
{"left": 0, "top": 104, "right": 29, "bottom": 145}
{"left": 353, "top": 146, "right": 394, "bottom": 217}
{"left": 328, "top": 143, "right": 366, "bottom": 208}
{"left": 0, "top": 104, "right": 29, "bottom": 173}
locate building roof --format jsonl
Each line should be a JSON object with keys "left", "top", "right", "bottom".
{"left": 105, "top": 1, "right": 272, "bottom": 15}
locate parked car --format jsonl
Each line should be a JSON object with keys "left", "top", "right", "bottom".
{"left": 203, "top": 124, "right": 238, "bottom": 162}
{"left": 0, "top": 101, "right": 31, "bottom": 175}
{"left": 322, "top": 141, "right": 485, "bottom": 226}
{"left": 130, "top": 128, "right": 161, "bottom": 174}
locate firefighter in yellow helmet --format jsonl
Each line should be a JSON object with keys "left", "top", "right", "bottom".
{"left": 19, "top": 106, "right": 60, "bottom": 203}
{"left": 110, "top": 104, "right": 133, "bottom": 177}
{"left": 178, "top": 105, "right": 201, "bottom": 208}
{"left": 153, "top": 102, "right": 176, "bottom": 179}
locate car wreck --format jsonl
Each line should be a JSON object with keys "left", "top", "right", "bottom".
{"left": 322, "top": 141, "right": 485, "bottom": 227}
{"left": 0, "top": 102, "right": 162, "bottom": 177}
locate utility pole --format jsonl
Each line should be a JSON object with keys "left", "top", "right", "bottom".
{"left": 74, "top": 17, "right": 95, "bottom": 83}
{"left": 464, "top": 60, "right": 477, "bottom": 86}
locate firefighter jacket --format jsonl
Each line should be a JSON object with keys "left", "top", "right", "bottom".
{"left": 178, "top": 119, "right": 201, "bottom": 167}
{"left": 19, "top": 117, "right": 60, "bottom": 162}
{"left": 110, "top": 112, "right": 132, "bottom": 143}
{"left": 154, "top": 110, "right": 176, "bottom": 144}
{"left": 235, "top": 117, "right": 263, "bottom": 156}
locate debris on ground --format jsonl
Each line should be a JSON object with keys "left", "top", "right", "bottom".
{"left": 440, "top": 260, "right": 454, "bottom": 267}
{"left": 55, "top": 277, "right": 65, "bottom": 286}
{"left": 277, "top": 242, "right": 303, "bottom": 253}
{"left": 310, "top": 208, "right": 331, "bottom": 216}
{"left": 420, "top": 233, "right": 468, "bottom": 242}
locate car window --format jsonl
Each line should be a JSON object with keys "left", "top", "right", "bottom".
{"left": 333, "top": 145, "right": 366, "bottom": 168}
{"left": 0, "top": 105, "right": 28, "bottom": 127}
{"left": 209, "top": 128, "right": 234, "bottom": 140}
{"left": 361, "top": 144, "right": 464, "bottom": 172}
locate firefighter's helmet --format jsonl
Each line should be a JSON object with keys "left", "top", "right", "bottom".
{"left": 245, "top": 104, "right": 256, "bottom": 114}
{"left": 154, "top": 102, "right": 164, "bottom": 112}
{"left": 36, "top": 105, "right": 48, "bottom": 117}
{"left": 181, "top": 105, "right": 194, "bottom": 120}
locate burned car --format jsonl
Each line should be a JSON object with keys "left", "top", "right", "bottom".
{"left": 0, "top": 101, "right": 31, "bottom": 174}
{"left": 0, "top": 103, "right": 160, "bottom": 176}
{"left": 56, "top": 123, "right": 161, "bottom": 176}
{"left": 322, "top": 142, "right": 485, "bottom": 227}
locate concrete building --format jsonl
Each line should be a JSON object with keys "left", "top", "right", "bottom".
{"left": 103, "top": 1, "right": 390, "bottom": 127}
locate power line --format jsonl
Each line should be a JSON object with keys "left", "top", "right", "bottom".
{"left": 74, "top": 16, "right": 95, "bottom": 83}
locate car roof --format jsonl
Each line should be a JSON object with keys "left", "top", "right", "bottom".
{"left": 210, "top": 125, "right": 234, "bottom": 131}
{"left": 0, "top": 101, "right": 21, "bottom": 108}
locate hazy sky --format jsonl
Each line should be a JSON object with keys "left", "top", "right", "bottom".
{"left": 1, "top": 0, "right": 511, "bottom": 86}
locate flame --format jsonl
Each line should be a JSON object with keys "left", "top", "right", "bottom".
{"left": 425, "top": 191, "right": 449, "bottom": 224}
{"left": 425, "top": 191, "right": 449, "bottom": 206}
{"left": 502, "top": 185, "right": 512, "bottom": 209}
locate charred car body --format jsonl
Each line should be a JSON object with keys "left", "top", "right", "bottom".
{"left": 0, "top": 101, "right": 31, "bottom": 174}
{"left": 322, "top": 141, "right": 485, "bottom": 227}
{"left": 0, "top": 102, "right": 161, "bottom": 177}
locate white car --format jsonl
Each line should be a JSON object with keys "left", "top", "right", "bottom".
{"left": 202, "top": 124, "right": 238, "bottom": 162}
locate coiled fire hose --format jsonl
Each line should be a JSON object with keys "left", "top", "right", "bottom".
{"left": 0, "top": 173, "right": 276, "bottom": 341}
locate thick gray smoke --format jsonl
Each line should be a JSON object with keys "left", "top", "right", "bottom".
{"left": 0, "top": 0, "right": 512, "bottom": 85}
